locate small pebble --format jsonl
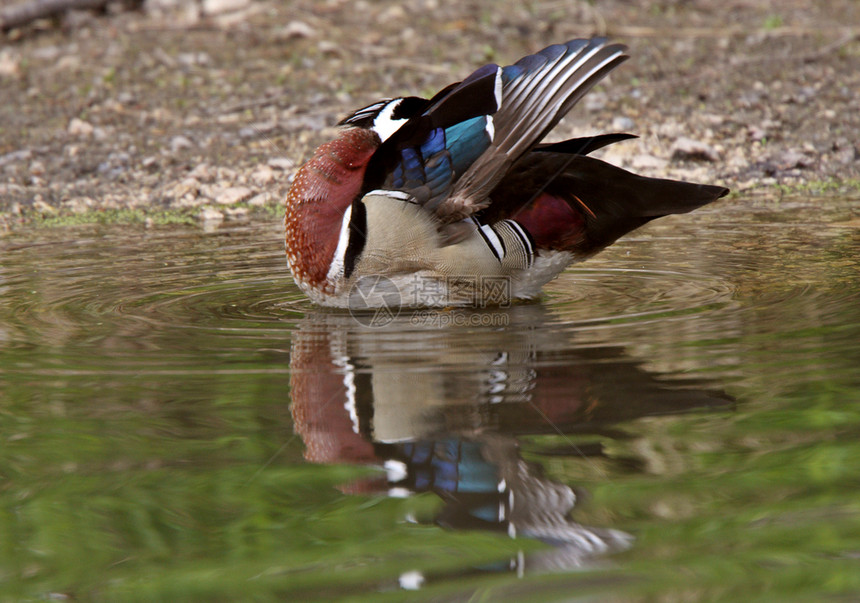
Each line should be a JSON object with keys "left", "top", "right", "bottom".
{"left": 29, "top": 161, "right": 46, "bottom": 176}
{"left": 630, "top": 154, "right": 669, "bottom": 171}
{"left": 202, "top": 0, "right": 250, "bottom": 15}
{"left": 250, "top": 165, "right": 276, "bottom": 186}
{"left": 32, "top": 198, "right": 57, "bottom": 214}
{"left": 63, "top": 197, "right": 95, "bottom": 213}
{"left": 775, "top": 150, "right": 813, "bottom": 170}
{"left": 585, "top": 92, "right": 607, "bottom": 112}
{"left": 267, "top": 157, "right": 295, "bottom": 171}
{"left": 170, "top": 135, "right": 194, "bottom": 152}
{"left": 612, "top": 116, "right": 635, "bottom": 131}
{"left": 188, "top": 163, "right": 213, "bottom": 181}
{"left": 0, "top": 149, "right": 32, "bottom": 166}
{"left": 0, "top": 49, "right": 21, "bottom": 78}
{"left": 68, "top": 118, "right": 94, "bottom": 137}
{"left": 670, "top": 137, "right": 720, "bottom": 162}
{"left": 213, "top": 186, "right": 253, "bottom": 205}
{"left": 278, "top": 21, "right": 316, "bottom": 40}
{"left": 224, "top": 207, "right": 249, "bottom": 221}
{"left": 247, "top": 192, "right": 275, "bottom": 206}
{"left": 197, "top": 206, "right": 224, "bottom": 226}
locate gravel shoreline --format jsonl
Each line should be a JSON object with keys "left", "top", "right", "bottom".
{"left": 1, "top": 0, "right": 858, "bottom": 232}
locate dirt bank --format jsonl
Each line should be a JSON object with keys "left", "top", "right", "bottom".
{"left": 1, "top": 0, "right": 858, "bottom": 232}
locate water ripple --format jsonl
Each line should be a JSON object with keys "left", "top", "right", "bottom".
{"left": 546, "top": 266, "right": 737, "bottom": 326}
{"left": 1, "top": 201, "right": 856, "bottom": 374}
{"left": 1, "top": 225, "right": 308, "bottom": 353}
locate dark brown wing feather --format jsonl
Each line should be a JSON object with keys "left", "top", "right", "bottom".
{"left": 484, "top": 151, "right": 729, "bottom": 255}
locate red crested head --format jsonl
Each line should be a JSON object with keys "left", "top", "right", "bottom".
{"left": 285, "top": 127, "right": 379, "bottom": 293}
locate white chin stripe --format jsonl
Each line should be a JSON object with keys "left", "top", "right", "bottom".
{"left": 326, "top": 204, "right": 353, "bottom": 282}
{"left": 372, "top": 99, "right": 408, "bottom": 142}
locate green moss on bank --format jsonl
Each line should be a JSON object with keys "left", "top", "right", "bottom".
{"left": 773, "top": 178, "right": 860, "bottom": 198}
{"left": 9, "top": 202, "right": 284, "bottom": 230}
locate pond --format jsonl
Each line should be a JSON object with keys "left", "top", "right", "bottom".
{"left": 1, "top": 195, "right": 858, "bottom": 601}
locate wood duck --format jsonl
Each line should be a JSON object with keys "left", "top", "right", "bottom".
{"left": 285, "top": 38, "right": 728, "bottom": 308}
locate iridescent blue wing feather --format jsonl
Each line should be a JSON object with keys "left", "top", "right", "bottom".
{"left": 363, "top": 38, "right": 628, "bottom": 222}
{"left": 388, "top": 115, "right": 497, "bottom": 207}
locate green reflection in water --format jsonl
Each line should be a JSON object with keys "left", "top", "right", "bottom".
{"left": 1, "top": 374, "right": 543, "bottom": 600}
{"left": 0, "top": 196, "right": 858, "bottom": 601}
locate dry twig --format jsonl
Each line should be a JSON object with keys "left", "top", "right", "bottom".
{"left": 1, "top": 0, "right": 117, "bottom": 31}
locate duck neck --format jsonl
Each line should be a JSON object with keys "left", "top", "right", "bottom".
{"left": 285, "top": 128, "right": 379, "bottom": 291}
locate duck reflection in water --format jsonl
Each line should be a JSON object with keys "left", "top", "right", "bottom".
{"left": 290, "top": 305, "right": 731, "bottom": 578}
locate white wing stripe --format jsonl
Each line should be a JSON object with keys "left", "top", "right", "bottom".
{"left": 478, "top": 222, "right": 506, "bottom": 260}
{"left": 372, "top": 99, "right": 408, "bottom": 142}
{"left": 505, "top": 219, "right": 534, "bottom": 257}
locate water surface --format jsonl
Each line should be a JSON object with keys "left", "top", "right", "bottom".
{"left": 1, "top": 196, "right": 858, "bottom": 600}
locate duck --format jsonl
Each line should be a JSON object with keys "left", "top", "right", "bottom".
{"left": 285, "top": 37, "right": 728, "bottom": 308}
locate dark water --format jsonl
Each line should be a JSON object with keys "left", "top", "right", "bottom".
{"left": 1, "top": 197, "right": 858, "bottom": 601}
